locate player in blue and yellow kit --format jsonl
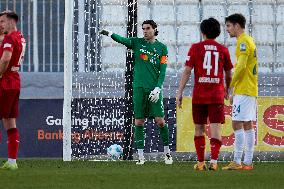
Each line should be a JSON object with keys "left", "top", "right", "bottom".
{"left": 100, "top": 20, "right": 172, "bottom": 165}
{"left": 223, "top": 13, "right": 258, "bottom": 170}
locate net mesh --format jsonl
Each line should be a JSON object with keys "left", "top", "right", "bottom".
{"left": 69, "top": 0, "right": 284, "bottom": 161}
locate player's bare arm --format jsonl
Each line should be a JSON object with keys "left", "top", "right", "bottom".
{"left": 0, "top": 50, "right": 12, "bottom": 76}
{"left": 176, "top": 66, "right": 192, "bottom": 108}
{"left": 225, "top": 70, "right": 232, "bottom": 100}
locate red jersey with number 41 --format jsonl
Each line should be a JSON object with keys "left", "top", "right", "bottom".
{"left": 185, "top": 39, "right": 233, "bottom": 104}
{"left": 0, "top": 31, "right": 26, "bottom": 90}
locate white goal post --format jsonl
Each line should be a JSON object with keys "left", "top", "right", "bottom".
{"left": 63, "top": 0, "right": 74, "bottom": 161}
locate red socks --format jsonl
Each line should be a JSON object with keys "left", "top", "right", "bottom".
{"left": 194, "top": 136, "right": 205, "bottom": 162}
{"left": 7, "top": 128, "right": 20, "bottom": 159}
{"left": 195, "top": 136, "right": 222, "bottom": 162}
{"left": 210, "top": 138, "right": 222, "bottom": 161}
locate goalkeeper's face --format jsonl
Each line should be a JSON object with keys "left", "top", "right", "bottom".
{"left": 142, "top": 24, "right": 155, "bottom": 40}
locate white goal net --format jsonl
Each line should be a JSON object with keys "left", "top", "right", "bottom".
{"left": 63, "top": 0, "right": 284, "bottom": 161}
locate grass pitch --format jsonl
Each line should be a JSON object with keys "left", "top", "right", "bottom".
{"left": 0, "top": 160, "right": 283, "bottom": 189}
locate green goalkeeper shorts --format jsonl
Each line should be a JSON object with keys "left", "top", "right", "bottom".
{"left": 133, "top": 87, "right": 164, "bottom": 119}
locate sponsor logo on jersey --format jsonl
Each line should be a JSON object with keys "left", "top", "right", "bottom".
{"left": 140, "top": 53, "right": 148, "bottom": 61}
{"left": 160, "top": 56, "right": 167, "bottom": 64}
{"left": 4, "top": 43, "right": 12, "bottom": 48}
{"left": 140, "top": 48, "right": 160, "bottom": 60}
{"left": 240, "top": 43, "right": 246, "bottom": 51}
{"left": 140, "top": 48, "right": 153, "bottom": 57}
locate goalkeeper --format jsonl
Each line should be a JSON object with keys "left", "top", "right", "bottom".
{"left": 100, "top": 20, "right": 172, "bottom": 165}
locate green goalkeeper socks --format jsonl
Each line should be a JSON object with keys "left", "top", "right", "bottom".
{"left": 159, "top": 124, "right": 169, "bottom": 146}
{"left": 135, "top": 124, "right": 169, "bottom": 148}
{"left": 135, "top": 125, "right": 145, "bottom": 149}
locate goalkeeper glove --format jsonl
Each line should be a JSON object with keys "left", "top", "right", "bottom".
{"left": 149, "top": 87, "right": 161, "bottom": 103}
{"left": 99, "top": 29, "right": 113, "bottom": 37}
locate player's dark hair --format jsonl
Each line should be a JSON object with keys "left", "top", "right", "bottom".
{"left": 142, "top": 20, "right": 159, "bottom": 36}
{"left": 225, "top": 13, "right": 246, "bottom": 29}
{"left": 200, "top": 17, "right": 221, "bottom": 39}
{"left": 0, "top": 10, "right": 19, "bottom": 22}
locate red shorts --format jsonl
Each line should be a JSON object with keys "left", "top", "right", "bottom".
{"left": 192, "top": 104, "right": 225, "bottom": 124}
{"left": 0, "top": 88, "right": 20, "bottom": 119}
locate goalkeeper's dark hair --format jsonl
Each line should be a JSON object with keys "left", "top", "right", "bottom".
{"left": 142, "top": 20, "right": 159, "bottom": 36}
{"left": 225, "top": 13, "right": 246, "bottom": 29}
{"left": 0, "top": 10, "right": 19, "bottom": 22}
{"left": 200, "top": 17, "right": 221, "bottom": 39}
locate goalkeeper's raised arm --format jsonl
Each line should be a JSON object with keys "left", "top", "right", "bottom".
{"left": 99, "top": 29, "right": 134, "bottom": 49}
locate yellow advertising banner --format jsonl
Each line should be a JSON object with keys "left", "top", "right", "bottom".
{"left": 176, "top": 97, "right": 284, "bottom": 152}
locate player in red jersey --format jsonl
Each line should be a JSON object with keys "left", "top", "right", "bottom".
{"left": 0, "top": 21, "right": 4, "bottom": 143}
{"left": 0, "top": 11, "right": 26, "bottom": 170}
{"left": 176, "top": 18, "right": 233, "bottom": 171}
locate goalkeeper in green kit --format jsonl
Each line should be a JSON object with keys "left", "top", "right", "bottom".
{"left": 100, "top": 20, "right": 173, "bottom": 165}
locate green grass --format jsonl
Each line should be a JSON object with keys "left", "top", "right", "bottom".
{"left": 0, "top": 160, "right": 283, "bottom": 189}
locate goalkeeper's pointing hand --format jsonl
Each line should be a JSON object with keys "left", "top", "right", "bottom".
{"left": 149, "top": 87, "right": 161, "bottom": 103}
{"left": 99, "top": 29, "right": 113, "bottom": 37}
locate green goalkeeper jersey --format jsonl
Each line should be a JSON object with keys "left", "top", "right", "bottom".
{"left": 111, "top": 33, "right": 168, "bottom": 89}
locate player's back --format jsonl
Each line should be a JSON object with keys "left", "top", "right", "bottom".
{"left": 187, "top": 39, "right": 233, "bottom": 104}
